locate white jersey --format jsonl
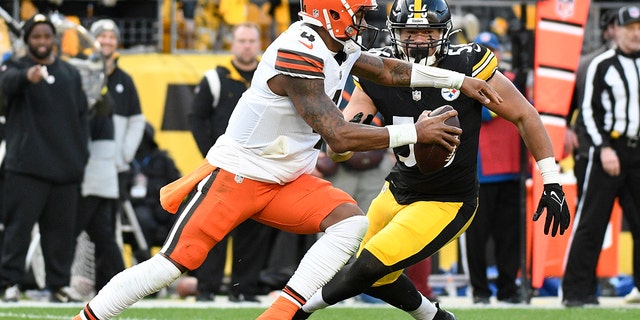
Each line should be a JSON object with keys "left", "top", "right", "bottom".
{"left": 206, "top": 21, "right": 361, "bottom": 184}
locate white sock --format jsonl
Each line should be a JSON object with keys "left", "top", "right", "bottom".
{"left": 283, "top": 215, "right": 368, "bottom": 304}
{"left": 407, "top": 295, "right": 438, "bottom": 320}
{"left": 86, "top": 255, "right": 182, "bottom": 319}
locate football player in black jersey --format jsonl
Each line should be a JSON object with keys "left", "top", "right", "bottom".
{"left": 295, "top": 0, "right": 570, "bottom": 319}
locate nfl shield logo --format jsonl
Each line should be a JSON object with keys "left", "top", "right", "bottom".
{"left": 412, "top": 90, "right": 422, "bottom": 101}
{"left": 556, "top": 0, "right": 575, "bottom": 20}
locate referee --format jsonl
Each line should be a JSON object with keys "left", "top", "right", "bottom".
{"left": 562, "top": 6, "right": 640, "bottom": 307}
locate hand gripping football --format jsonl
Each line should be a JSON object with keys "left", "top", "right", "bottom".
{"left": 414, "top": 105, "right": 460, "bottom": 174}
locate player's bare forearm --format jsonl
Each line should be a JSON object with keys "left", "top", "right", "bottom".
{"left": 519, "top": 116, "right": 555, "bottom": 162}
{"left": 486, "top": 72, "right": 553, "bottom": 161}
{"left": 320, "top": 116, "right": 392, "bottom": 154}
{"left": 283, "top": 76, "right": 390, "bottom": 153}
{"left": 352, "top": 53, "right": 412, "bottom": 86}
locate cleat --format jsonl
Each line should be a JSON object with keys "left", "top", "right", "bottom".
{"left": 2, "top": 284, "right": 20, "bottom": 302}
{"left": 563, "top": 299, "right": 585, "bottom": 308}
{"left": 497, "top": 294, "right": 522, "bottom": 304}
{"left": 50, "top": 286, "right": 83, "bottom": 303}
{"left": 433, "top": 303, "right": 457, "bottom": 320}
{"left": 256, "top": 296, "right": 300, "bottom": 319}
{"left": 563, "top": 295, "right": 599, "bottom": 308}
{"left": 292, "top": 308, "right": 312, "bottom": 320}
{"left": 473, "top": 296, "right": 490, "bottom": 304}
{"left": 228, "top": 292, "right": 260, "bottom": 303}
{"left": 625, "top": 287, "right": 640, "bottom": 303}
{"left": 195, "top": 292, "right": 215, "bottom": 302}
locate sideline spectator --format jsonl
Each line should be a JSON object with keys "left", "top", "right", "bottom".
{"left": 89, "top": 19, "right": 146, "bottom": 246}
{"left": 74, "top": 91, "right": 124, "bottom": 294}
{"left": 0, "top": 14, "right": 89, "bottom": 303}
{"left": 127, "top": 123, "right": 181, "bottom": 255}
{"left": 463, "top": 31, "right": 523, "bottom": 305}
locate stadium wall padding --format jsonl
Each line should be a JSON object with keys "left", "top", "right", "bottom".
{"left": 119, "top": 53, "right": 231, "bottom": 174}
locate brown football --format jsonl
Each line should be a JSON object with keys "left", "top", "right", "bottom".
{"left": 414, "top": 105, "right": 460, "bottom": 174}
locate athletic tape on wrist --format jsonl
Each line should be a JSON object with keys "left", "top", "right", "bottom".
{"left": 537, "top": 157, "right": 561, "bottom": 185}
{"left": 387, "top": 124, "right": 417, "bottom": 148}
{"left": 410, "top": 64, "right": 465, "bottom": 89}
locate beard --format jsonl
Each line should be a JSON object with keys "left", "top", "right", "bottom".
{"left": 236, "top": 55, "right": 257, "bottom": 66}
{"left": 28, "top": 45, "right": 53, "bottom": 60}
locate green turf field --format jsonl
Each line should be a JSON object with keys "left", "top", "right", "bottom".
{"left": 1, "top": 306, "right": 639, "bottom": 320}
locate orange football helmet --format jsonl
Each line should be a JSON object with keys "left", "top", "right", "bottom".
{"left": 299, "top": 0, "right": 379, "bottom": 48}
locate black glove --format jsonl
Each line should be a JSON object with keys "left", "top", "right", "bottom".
{"left": 533, "top": 183, "right": 571, "bottom": 237}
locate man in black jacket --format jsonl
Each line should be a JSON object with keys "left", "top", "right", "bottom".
{"left": 0, "top": 14, "right": 89, "bottom": 303}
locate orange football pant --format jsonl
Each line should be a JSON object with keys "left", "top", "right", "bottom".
{"left": 161, "top": 168, "right": 356, "bottom": 271}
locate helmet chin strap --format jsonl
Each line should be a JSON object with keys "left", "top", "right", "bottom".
{"left": 331, "top": 36, "right": 362, "bottom": 55}
{"left": 427, "top": 55, "right": 436, "bottom": 66}
{"left": 342, "top": 40, "right": 360, "bottom": 54}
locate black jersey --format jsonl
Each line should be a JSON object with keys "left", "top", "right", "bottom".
{"left": 357, "top": 43, "right": 498, "bottom": 204}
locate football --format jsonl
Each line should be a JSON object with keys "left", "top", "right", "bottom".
{"left": 414, "top": 105, "right": 460, "bottom": 174}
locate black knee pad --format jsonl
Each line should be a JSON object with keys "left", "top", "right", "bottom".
{"left": 350, "top": 249, "right": 393, "bottom": 282}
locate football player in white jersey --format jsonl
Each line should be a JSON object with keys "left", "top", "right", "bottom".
{"left": 73, "top": 1, "right": 502, "bottom": 319}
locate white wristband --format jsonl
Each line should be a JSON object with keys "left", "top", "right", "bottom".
{"left": 537, "top": 157, "right": 560, "bottom": 185}
{"left": 410, "top": 64, "right": 465, "bottom": 89}
{"left": 387, "top": 124, "right": 417, "bottom": 148}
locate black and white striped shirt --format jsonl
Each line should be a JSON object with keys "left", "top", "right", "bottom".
{"left": 581, "top": 48, "right": 640, "bottom": 148}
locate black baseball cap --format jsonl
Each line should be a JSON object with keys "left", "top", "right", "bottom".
{"left": 616, "top": 6, "right": 640, "bottom": 26}
{"left": 22, "top": 13, "right": 56, "bottom": 42}
{"left": 599, "top": 9, "right": 617, "bottom": 30}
